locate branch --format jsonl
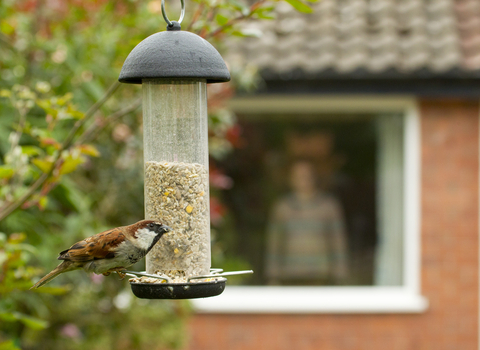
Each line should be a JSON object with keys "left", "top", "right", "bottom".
{"left": 186, "top": 2, "right": 205, "bottom": 32}
{"left": 76, "top": 97, "right": 141, "bottom": 145}
{"left": 0, "top": 33, "right": 15, "bottom": 52}
{"left": 0, "top": 81, "right": 121, "bottom": 222}
{"left": 62, "top": 81, "right": 121, "bottom": 151}
{"left": 204, "top": 0, "right": 268, "bottom": 39}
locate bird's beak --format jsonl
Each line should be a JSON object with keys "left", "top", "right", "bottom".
{"left": 161, "top": 225, "right": 173, "bottom": 234}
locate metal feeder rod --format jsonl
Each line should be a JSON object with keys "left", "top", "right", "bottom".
{"left": 187, "top": 270, "right": 254, "bottom": 282}
{"left": 122, "top": 269, "right": 253, "bottom": 282}
{"left": 122, "top": 270, "right": 172, "bottom": 282}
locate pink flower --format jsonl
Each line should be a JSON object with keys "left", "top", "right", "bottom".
{"left": 209, "top": 168, "right": 233, "bottom": 190}
{"left": 60, "top": 323, "right": 82, "bottom": 340}
{"left": 90, "top": 273, "right": 105, "bottom": 284}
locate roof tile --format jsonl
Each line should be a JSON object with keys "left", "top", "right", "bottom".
{"left": 227, "top": 0, "right": 480, "bottom": 75}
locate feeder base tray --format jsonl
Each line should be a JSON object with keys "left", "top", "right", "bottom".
{"left": 130, "top": 278, "right": 226, "bottom": 299}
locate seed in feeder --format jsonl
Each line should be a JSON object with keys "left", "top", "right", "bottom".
{"left": 145, "top": 161, "right": 210, "bottom": 282}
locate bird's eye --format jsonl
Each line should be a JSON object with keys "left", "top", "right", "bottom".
{"left": 149, "top": 223, "right": 154, "bottom": 228}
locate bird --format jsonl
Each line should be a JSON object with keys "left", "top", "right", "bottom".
{"left": 30, "top": 220, "right": 172, "bottom": 289}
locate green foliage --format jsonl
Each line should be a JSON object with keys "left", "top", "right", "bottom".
{"left": 0, "top": 340, "right": 21, "bottom": 350}
{"left": 0, "top": 0, "right": 311, "bottom": 348}
{"left": 0, "top": 232, "right": 53, "bottom": 349}
{"left": 283, "top": 0, "right": 317, "bottom": 14}
{"left": 0, "top": 84, "right": 97, "bottom": 216}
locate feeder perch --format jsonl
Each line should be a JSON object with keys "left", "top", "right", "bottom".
{"left": 118, "top": 0, "right": 252, "bottom": 299}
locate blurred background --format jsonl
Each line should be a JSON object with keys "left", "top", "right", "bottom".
{"left": 1, "top": 0, "right": 480, "bottom": 349}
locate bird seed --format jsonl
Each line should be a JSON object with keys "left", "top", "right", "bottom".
{"left": 144, "top": 161, "right": 210, "bottom": 282}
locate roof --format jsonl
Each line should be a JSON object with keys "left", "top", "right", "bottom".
{"left": 227, "top": 0, "right": 480, "bottom": 92}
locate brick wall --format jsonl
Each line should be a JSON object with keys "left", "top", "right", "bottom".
{"left": 186, "top": 99, "right": 479, "bottom": 350}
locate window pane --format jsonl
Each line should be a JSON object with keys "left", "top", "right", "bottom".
{"left": 214, "top": 113, "right": 404, "bottom": 286}
{"left": 375, "top": 115, "right": 404, "bottom": 286}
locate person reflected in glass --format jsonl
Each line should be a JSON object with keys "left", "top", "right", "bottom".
{"left": 265, "top": 160, "right": 348, "bottom": 285}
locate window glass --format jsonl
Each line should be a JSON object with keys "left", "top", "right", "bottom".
{"left": 215, "top": 113, "right": 404, "bottom": 286}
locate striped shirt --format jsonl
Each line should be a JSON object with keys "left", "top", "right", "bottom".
{"left": 265, "top": 193, "right": 348, "bottom": 285}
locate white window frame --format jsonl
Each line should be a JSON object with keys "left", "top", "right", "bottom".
{"left": 192, "top": 95, "right": 428, "bottom": 313}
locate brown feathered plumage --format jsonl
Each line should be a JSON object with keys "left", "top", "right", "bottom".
{"left": 31, "top": 220, "right": 172, "bottom": 289}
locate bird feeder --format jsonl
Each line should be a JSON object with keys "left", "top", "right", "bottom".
{"left": 118, "top": 0, "right": 251, "bottom": 299}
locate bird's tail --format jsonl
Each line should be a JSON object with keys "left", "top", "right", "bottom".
{"left": 30, "top": 261, "right": 77, "bottom": 289}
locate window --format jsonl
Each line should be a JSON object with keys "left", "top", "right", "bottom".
{"left": 194, "top": 96, "right": 427, "bottom": 313}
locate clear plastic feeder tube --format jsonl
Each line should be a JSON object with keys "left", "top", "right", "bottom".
{"left": 143, "top": 79, "right": 210, "bottom": 280}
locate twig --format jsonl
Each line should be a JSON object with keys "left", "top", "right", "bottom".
{"left": 9, "top": 103, "right": 29, "bottom": 156}
{"left": 205, "top": 14, "right": 246, "bottom": 39}
{"left": 0, "top": 33, "right": 15, "bottom": 52}
{"left": 62, "top": 81, "right": 121, "bottom": 151}
{"left": 76, "top": 97, "right": 142, "bottom": 145}
{"left": 0, "top": 81, "right": 121, "bottom": 222}
{"left": 197, "top": 4, "right": 219, "bottom": 38}
{"left": 186, "top": 2, "right": 205, "bottom": 32}
{"left": 204, "top": 0, "right": 267, "bottom": 39}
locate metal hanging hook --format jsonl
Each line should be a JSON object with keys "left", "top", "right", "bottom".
{"left": 161, "top": 0, "right": 185, "bottom": 27}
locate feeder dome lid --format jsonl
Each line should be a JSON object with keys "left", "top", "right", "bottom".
{"left": 119, "top": 23, "right": 230, "bottom": 84}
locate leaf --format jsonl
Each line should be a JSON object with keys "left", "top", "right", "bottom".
{"left": 0, "top": 20, "right": 15, "bottom": 35}
{"left": 32, "top": 158, "right": 53, "bottom": 173}
{"left": 7, "top": 312, "right": 49, "bottom": 330}
{"left": 36, "top": 99, "right": 58, "bottom": 119}
{"left": 227, "top": 0, "right": 249, "bottom": 13}
{"left": 0, "top": 166, "right": 14, "bottom": 179}
{"left": 31, "top": 285, "right": 71, "bottom": 295}
{"left": 254, "top": 12, "right": 275, "bottom": 20}
{"left": 38, "top": 196, "right": 48, "bottom": 210}
{"left": 0, "top": 90, "right": 11, "bottom": 98}
{"left": 21, "top": 146, "right": 42, "bottom": 156}
{"left": 0, "top": 312, "right": 16, "bottom": 322}
{"left": 68, "top": 109, "right": 85, "bottom": 120}
{"left": 9, "top": 243, "right": 37, "bottom": 255}
{"left": 251, "top": 5, "right": 276, "bottom": 19}
{"left": 56, "top": 92, "right": 73, "bottom": 106}
{"left": 39, "top": 137, "right": 61, "bottom": 149}
{"left": 215, "top": 14, "right": 229, "bottom": 26}
{"left": 29, "top": 127, "right": 49, "bottom": 140}
{"left": 231, "top": 29, "right": 263, "bottom": 38}
{"left": 77, "top": 144, "right": 100, "bottom": 157}
{"left": 19, "top": 316, "right": 49, "bottom": 330}
{"left": 7, "top": 233, "right": 26, "bottom": 244}
{"left": 284, "top": 0, "right": 313, "bottom": 13}
{"left": 0, "top": 339, "right": 20, "bottom": 350}
{"left": 59, "top": 157, "right": 84, "bottom": 175}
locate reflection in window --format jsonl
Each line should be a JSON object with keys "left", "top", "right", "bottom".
{"left": 217, "top": 114, "right": 404, "bottom": 286}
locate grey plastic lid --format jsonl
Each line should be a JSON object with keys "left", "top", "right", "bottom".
{"left": 119, "top": 22, "right": 230, "bottom": 84}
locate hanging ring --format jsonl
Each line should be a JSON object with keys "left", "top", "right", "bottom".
{"left": 161, "top": 0, "right": 185, "bottom": 27}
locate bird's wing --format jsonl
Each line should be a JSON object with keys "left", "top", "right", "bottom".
{"left": 57, "top": 228, "right": 126, "bottom": 262}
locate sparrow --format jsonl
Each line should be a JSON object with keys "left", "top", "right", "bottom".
{"left": 31, "top": 220, "right": 172, "bottom": 289}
